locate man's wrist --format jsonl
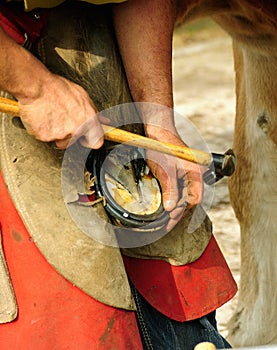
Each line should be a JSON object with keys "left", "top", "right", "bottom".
{"left": 144, "top": 123, "right": 180, "bottom": 142}
{"left": 0, "top": 28, "right": 50, "bottom": 102}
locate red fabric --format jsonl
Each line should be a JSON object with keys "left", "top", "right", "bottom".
{"left": 0, "top": 3, "right": 49, "bottom": 45}
{"left": 0, "top": 172, "right": 143, "bottom": 350}
{"left": 0, "top": 170, "right": 237, "bottom": 348}
{"left": 123, "top": 236, "right": 237, "bottom": 322}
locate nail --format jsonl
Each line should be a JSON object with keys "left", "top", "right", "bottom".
{"left": 164, "top": 200, "right": 176, "bottom": 211}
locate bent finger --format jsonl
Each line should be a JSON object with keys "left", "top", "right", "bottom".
{"left": 184, "top": 165, "right": 203, "bottom": 207}
{"left": 79, "top": 134, "right": 104, "bottom": 149}
{"left": 159, "top": 168, "right": 179, "bottom": 211}
{"left": 75, "top": 116, "right": 104, "bottom": 149}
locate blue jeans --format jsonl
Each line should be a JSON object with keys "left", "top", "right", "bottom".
{"left": 132, "top": 284, "right": 232, "bottom": 350}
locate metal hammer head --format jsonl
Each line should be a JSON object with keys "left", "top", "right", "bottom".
{"left": 203, "top": 149, "right": 236, "bottom": 185}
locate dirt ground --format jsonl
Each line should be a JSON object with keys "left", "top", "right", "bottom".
{"left": 172, "top": 20, "right": 241, "bottom": 338}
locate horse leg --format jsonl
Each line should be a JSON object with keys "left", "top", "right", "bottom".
{"left": 228, "top": 40, "right": 277, "bottom": 347}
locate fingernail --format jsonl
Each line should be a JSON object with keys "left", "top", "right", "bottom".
{"left": 164, "top": 200, "right": 176, "bottom": 211}
{"left": 88, "top": 135, "right": 104, "bottom": 149}
{"left": 92, "top": 138, "right": 104, "bottom": 149}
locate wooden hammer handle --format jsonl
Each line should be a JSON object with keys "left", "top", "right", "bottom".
{"left": 0, "top": 96, "right": 212, "bottom": 166}
{"left": 0, "top": 97, "right": 19, "bottom": 116}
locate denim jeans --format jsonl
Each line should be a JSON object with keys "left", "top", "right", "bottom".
{"left": 132, "top": 284, "right": 232, "bottom": 350}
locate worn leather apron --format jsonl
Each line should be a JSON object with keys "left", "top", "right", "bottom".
{"left": 0, "top": 2, "right": 216, "bottom": 323}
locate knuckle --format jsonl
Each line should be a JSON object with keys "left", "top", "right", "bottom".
{"left": 35, "top": 133, "right": 52, "bottom": 143}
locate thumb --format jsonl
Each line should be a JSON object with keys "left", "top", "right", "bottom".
{"left": 159, "top": 170, "right": 179, "bottom": 211}
{"left": 77, "top": 117, "right": 104, "bottom": 149}
{"left": 80, "top": 133, "right": 104, "bottom": 149}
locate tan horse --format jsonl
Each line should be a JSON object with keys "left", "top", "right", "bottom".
{"left": 176, "top": 1, "right": 277, "bottom": 347}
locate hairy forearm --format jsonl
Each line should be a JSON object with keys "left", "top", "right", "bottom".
{"left": 0, "top": 26, "right": 103, "bottom": 149}
{"left": 113, "top": 0, "right": 177, "bottom": 136}
{"left": 0, "top": 26, "right": 52, "bottom": 102}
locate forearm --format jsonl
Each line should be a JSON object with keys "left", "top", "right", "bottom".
{"left": 0, "top": 26, "right": 52, "bottom": 102}
{"left": 113, "top": 0, "right": 177, "bottom": 137}
{"left": 0, "top": 26, "right": 103, "bottom": 149}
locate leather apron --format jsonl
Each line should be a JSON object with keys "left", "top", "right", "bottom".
{"left": 0, "top": 2, "right": 213, "bottom": 322}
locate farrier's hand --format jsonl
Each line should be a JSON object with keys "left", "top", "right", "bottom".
{"left": 145, "top": 127, "right": 204, "bottom": 231}
{"left": 0, "top": 27, "right": 104, "bottom": 150}
{"left": 18, "top": 73, "right": 105, "bottom": 149}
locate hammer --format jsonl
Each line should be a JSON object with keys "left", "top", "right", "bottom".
{"left": 0, "top": 96, "right": 236, "bottom": 184}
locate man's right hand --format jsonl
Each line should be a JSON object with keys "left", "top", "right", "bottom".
{"left": 18, "top": 74, "right": 105, "bottom": 150}
{"left": 0, "top": 26, "right": 105, "bottom": 150}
